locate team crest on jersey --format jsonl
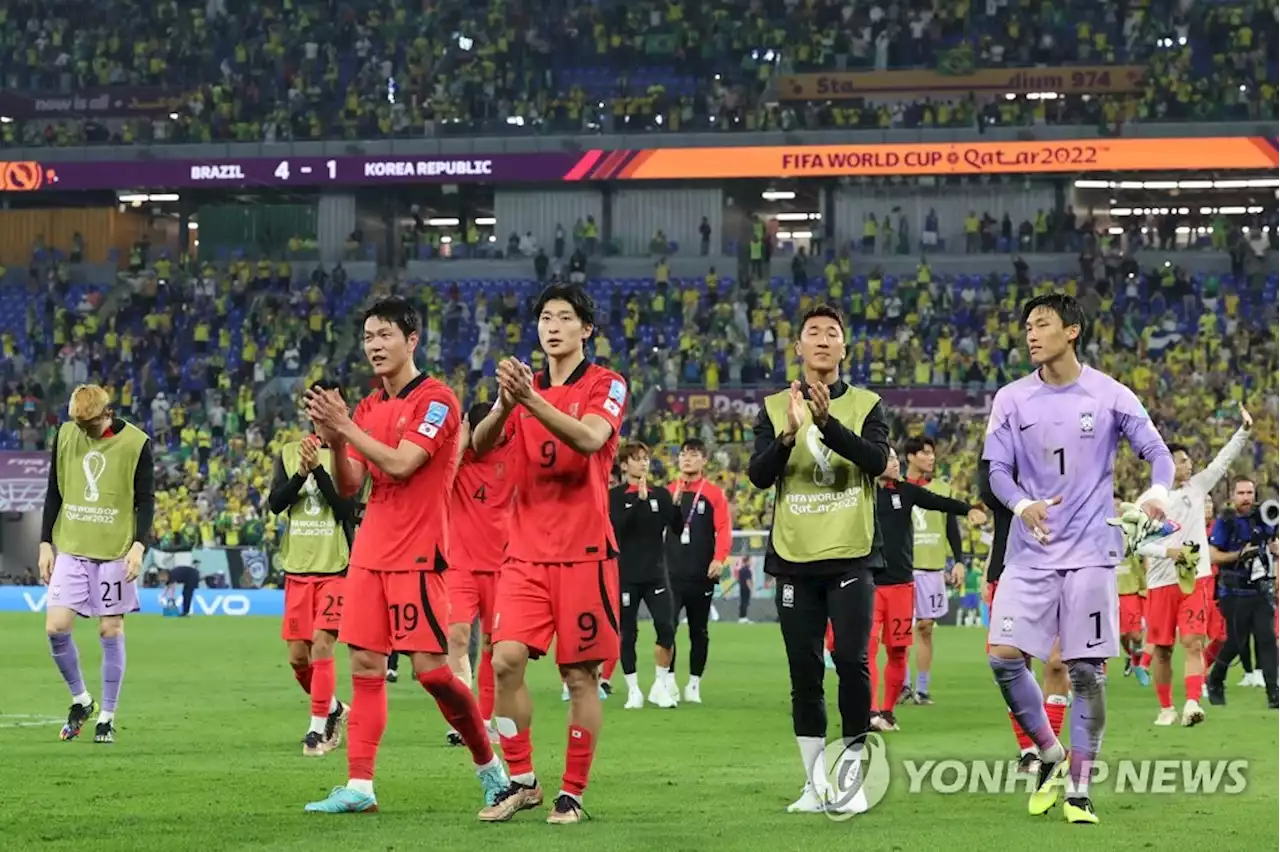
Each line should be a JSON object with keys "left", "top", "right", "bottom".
{"left": 1079, "top": 412, "right": 1095, "bottom": 435}
{"left": 569, "top": 402, "right": 580, "bottom": 417}
{"left": 495, "top": 462, "right": 506, "bottom": 480}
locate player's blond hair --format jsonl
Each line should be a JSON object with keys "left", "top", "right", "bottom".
{"left": 68, "top": 384, "right": 111, "bottom": 422}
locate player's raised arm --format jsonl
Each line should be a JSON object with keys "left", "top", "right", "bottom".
{"left": 1114, "top": 383, "right": 1174, "bottom": 512}
{"left": 504, "top": 358, "right": 623, "bottom": 455}
{"left": 1188, "top": 403, "right": 1253, "bottom": 494}
{"left": 472, "top": 393, "right": 514, "bottom": 458}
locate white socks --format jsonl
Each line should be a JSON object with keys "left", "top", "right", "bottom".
{"left": 688, "top": 675, "right": 701, "bottom": 688}
{"left": 346, "top": 779, "right": 374, "bottom": 795}
{"left": 624, "top": 673, "right": 639, "bottom": 691}
{"left": 309, "top": 715, "right": 327, "bottom": 734}
{"left": 656, "top": 666, "right": 670, "bottom": 684}
{"left": 72, "top": 691, "right": 92, "bottom": 707}
{"left": 797, "top": 736, "right": 826, "bottom": 787}
{"left": 329, "top": 696, "right": 340, "bottom": 713}
{"left": 98, "top": 710, "right": 114, "bottom": 725}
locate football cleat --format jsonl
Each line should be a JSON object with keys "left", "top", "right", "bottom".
{"left": 786, "top": 782, "right": 828, "bottom": 814}
{"left": 1181, "top": 699, "right": 1205, "bottom": 727}
{"left": 324, "top": 700, "right": 349, "bottom": 750}
{"left": 1029, "top": 757, "right": 1067, "bottom": 815}
{"left": 93, "top": 721, "right": 115, "bottom": 744}
{"left": 303, "top": 730, "right": 328, "bottom": 757}
{"left": 304, "top": 786, "right": 378, "bottom": 813}
{"left": 1064, "top": 796, "right": 1099, "bottom": 824}
{"left": 477, "top": 779, "right": 543, "bottom": 822}
{"left": 1154, "top": 707, "right": 1178, "bottom": 727}
{"left": 59, "top": 699, "right": 98, "bottom": 741}
{"left": 546, "top": 793, "right": 590, "bottom": 824}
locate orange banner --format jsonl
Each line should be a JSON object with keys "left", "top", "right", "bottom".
{"left": 779, "top": 66, "right": 1145, "bottom": 100}
{"left": 620, "top": 138, "right": 1279, "bottom": 179}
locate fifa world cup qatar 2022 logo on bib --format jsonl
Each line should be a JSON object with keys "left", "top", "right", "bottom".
{"left": 82, "top": 451, "right": 107, "bottom": 502}
{"left": 823, "top": 732, "right": 891, "bottom": 820}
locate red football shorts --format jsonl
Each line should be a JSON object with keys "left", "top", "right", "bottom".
{"left": 338, "top": 564, "right": 449, "bottom": 656}
{"left": 1118, "top": 593, "right": 1146, "bottom": 636}
{"left": 873, "top": 582, "right": 915, "bottom": 648}
{"left": 448, "top": 569, "right": 498, "bottom": 632}
{"left": 1145, "top": 576, "right": 1212, "bottom": 647}
{"left": 493, "top": 558, "right": 620, "bottom": 666}
{"left": 281, "top": 575, "right": 345, "bottom": 642}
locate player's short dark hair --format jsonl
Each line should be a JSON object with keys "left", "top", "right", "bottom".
{"left": 362, "top": 296, "right": 421, "bottom": 339}
{"left": 902, "top": 435, "right": 934, "bottom": 459}
{"left": 1167, "top": 442, "right": 1189, "bottom": 457}
{"left": 681, "top": 438, "right": 707, "bottom": 456}
{"left": 467, "top": 402, "right": 490, "bottom": 433}
{"left": 621, "top": 441, "right": 650, "bottom": 462}
{"left": 799, "top": 303, "right": 846, "bottom": 336}
{"left": 1020, "top": 294, "right": 1084, "bottom": 347}
{"left": 534, "top": 283, "right": 595, "bottom": 327}
{"left": 309, "top": 379, "right": 344, "bottom": 395}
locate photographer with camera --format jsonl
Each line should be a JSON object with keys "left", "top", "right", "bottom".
{"left": 1205, "top": 478, "right": 1278, "bottom": 709}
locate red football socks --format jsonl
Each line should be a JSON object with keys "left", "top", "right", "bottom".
{"left": 1139, "top": 651, "right": 1153, "bottom": 669}
{"left": 867, "top": 636, "right": 881, "bottom": 712}
{"left": 882, "top": 647, "right": 908, "bottom": 713}
{"left": 824, "top": 622, "right": 835, "bottom": 653}
{"left": 1156, "top": 683, "right": 1173, "bottom": 709}
{"left": 348, "top": 674, "right": 388, "bottom": 781}
{"left": 1185, "top": 674, "right": 1204, "bottom": 702}
{"left": 293, "top": 663, "right": 313, "bottom": 695}
{"left": 477, "top": 650, "right": 495, "bottom": 721}
{"left": 500, "top": 728, "right": 535, "bottom": 778}
{"left": 310, "top": 657, "right": 335, "bottom": 719}
{"left": 1204, "top": 640, "right": 1224, "bottom": 670}
{"left": 561, "top": 724, "right": 595, "bottom": 797}
{"left": 601, "top": 658, "right": 617, "bottom": 681}
{"left": 418, "top": 666, "right": 495, "bottom": 765}
{"left": 1010, "top": 711, "right": 1034, "bottom": 751}
{"left": 1045, "top": 700, "right": 1066, "bottom": 738}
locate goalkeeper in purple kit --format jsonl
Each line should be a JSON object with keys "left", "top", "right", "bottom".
{"left": 982, "top": 294, "right": 1174, "bottom": 825}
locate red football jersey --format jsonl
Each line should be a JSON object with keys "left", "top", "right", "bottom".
{"left": 346, "top": 374, "right": 461, "bottom": 572}
{"left": 449, "top": 442, "right": 515, "bottom": 573}
{"left": 504, "top": 360, "right": 626, "bottom": 564}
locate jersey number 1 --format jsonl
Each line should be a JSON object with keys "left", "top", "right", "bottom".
{"left": 1053, "top": 447, "right": 1065, "bottom": 476}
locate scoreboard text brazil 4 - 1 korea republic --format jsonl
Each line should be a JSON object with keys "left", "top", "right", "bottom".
{"left": 187, "top": 157, "right": 498, "bottom": 184}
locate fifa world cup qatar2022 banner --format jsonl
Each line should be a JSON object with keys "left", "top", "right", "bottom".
{"left": 0, "top": 137, "right": 1275, "bottom": 192}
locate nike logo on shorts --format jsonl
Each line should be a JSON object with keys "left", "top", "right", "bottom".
{"left": 654, "top": 588, "right": 665, "bottom": 595}
{"left": 1086, "top": 640, "right": 1105, "bottom": 648}
{"left": 840, "top": 577, "right": 858, "bottom": 588}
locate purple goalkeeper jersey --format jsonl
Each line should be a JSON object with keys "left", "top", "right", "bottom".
{"left": 981, "top": 365, "right": 1174, "bottom": 571}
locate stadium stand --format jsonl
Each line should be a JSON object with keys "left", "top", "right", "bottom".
{"left": 3, "top": 239, "right": 1274, "bottom": 571}
{"left": 0, "top": 0, "right": 1274, "bottom": 147}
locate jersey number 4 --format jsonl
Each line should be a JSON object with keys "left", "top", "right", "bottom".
{"left": 472, "top": 484, "right": 487, "bottom": 503}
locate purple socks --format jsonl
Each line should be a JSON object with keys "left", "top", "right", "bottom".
{"left": 1066, "top": 660, "right": 1107, "bottom": 797}
{"left": 915, "top": 671, "right": 930, "bottom": 695}
{"left": 989, "top": 655, "right": 1059, "bottom": 753}
{"left": 100, "top": 635, "right": 126, "bottom": 713}
{"left": 49, "top": 632, "right": 86, "bottom": 697}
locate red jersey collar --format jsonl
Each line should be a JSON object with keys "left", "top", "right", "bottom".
{"left": 907, "top": 476, "right": 931, "bottom": 487}
{"left": 677, "top": 476, "right": 708, "bottom": 488}
{"left": 537, "top": 357, "right": 590, "bottom": 389}
{"left": 379, "top": 372, "right": 428, "bottom": 401}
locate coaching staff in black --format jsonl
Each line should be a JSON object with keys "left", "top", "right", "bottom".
{"left": 1206, "top": 478, "right": 1278, "bottom": 709}
{"left": 747, "top": 304, "right": 889, "bottom": 815}
{"left": 609, "top": 441, "right": 679, "bottom": 710}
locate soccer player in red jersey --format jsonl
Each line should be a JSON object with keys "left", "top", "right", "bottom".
{"left": 471, "top": 283, "right": 626, "bottom": 825}
{"left": 301, "top": 297, "right": 509, "bottom": 814}
{"left": 445, "top": 402, "right": 516, "bottom": 744}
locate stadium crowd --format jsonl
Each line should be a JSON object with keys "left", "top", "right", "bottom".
{"left": 2, "top": 237, "right": 1274, "bottom": 581}
{"left": 0, "top": 0, "right": 1274, "bottom": 148}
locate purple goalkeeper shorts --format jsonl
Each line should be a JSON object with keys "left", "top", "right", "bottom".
{"left": 987, "top": 564, "right": 1118, "bottom": 661}
{"left": 913, "top": 570, "right": 948, "bottom": 620}
{"left": 47, "top": 553, "right": 140, "bottom": 618}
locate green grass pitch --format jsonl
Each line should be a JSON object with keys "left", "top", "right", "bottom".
{"left": 2, "top": 613, "right": 1275, "bottom": 852}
